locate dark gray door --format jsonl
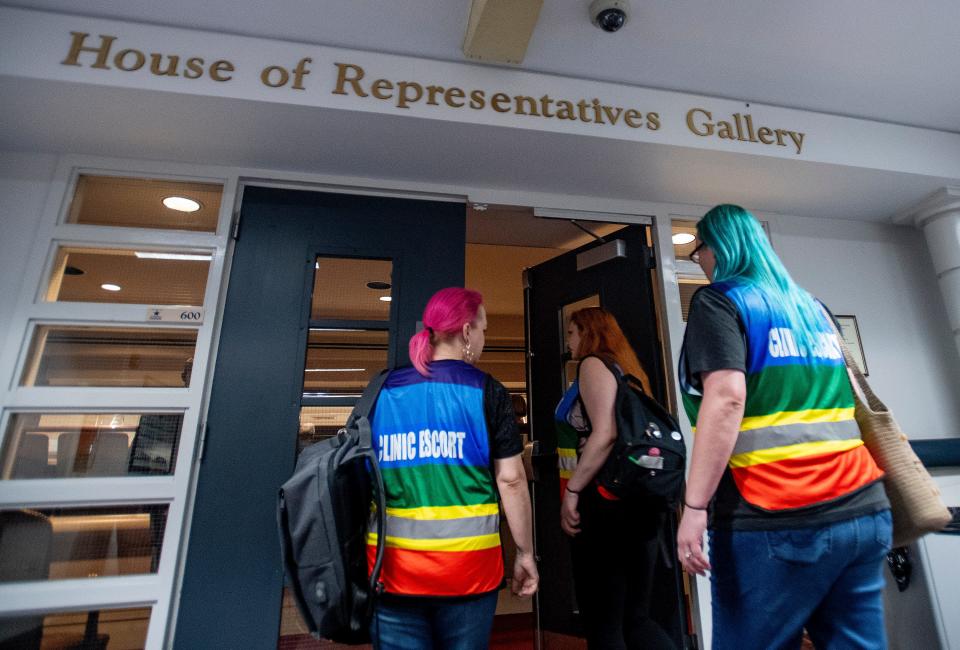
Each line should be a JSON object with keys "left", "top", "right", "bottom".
{"left": 174, "top": 187, "right": 465, "bottom": 648}
{"left": 524, "top": 224, "right": 691, "bottom": 648}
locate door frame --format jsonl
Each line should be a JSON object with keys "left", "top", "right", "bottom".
{"left": 172, "top": 185, "right": 466, "bottom": 649}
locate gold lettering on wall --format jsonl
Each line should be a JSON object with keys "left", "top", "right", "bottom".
{"left": 326, "top": 61, "right": 664, "bottom": 134}
{"left": 56, "top": 30, "right": 810, "bottom": 154}
{"left": 685, "top": 108, "right": 805, "bottom": 154}
{"left": 60, "top": 31, "right": 235, "bottom": 83}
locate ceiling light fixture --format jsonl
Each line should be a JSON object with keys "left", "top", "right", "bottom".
{"left": 101, "top": 283, "right": 122, "bottom": 292}
{"left": 162, "top": 196, "right": 202, "bottom": 212}
{"left": 472, "top": 203, "right": 489, "bottom": 211}
{"left": 135, "top": 251, "right": 212, "bottom": 261}
{"left": 379, "top": 296, "right": 392, "bottom": 302}
{"left": 671, "top": 233, "right": 696, "bottom": 245}
{"left": 366, "top": 281, "right": 392, "bottom": 290}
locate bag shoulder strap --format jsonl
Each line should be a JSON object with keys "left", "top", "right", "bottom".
{"left": 347, "top": 368, "right": 391, "bottom": 449}
{"left": 576, "top": 354, "right": 622, "bottom": 380}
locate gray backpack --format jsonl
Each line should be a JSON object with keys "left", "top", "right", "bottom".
{"left": 277, "top": 370, "right": 389, "bottom": 644}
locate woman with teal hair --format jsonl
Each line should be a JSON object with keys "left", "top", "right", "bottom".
{"left": 676, "top": 204, "right": 891, "bottom": 648}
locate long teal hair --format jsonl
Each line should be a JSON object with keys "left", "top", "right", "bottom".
{"left": 697, "top": 204, "right": 823, "bottom": 351}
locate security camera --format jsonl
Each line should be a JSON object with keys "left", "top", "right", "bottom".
{"left": 589, "top": 0, "right": 629, "bottom": 32}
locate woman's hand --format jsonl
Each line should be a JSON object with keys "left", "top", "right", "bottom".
{"left": 560, "top": 489, "right": 581, "bottom": 536}
{"left": 511, "top": 549, "right": 539, "bottom": 597}
{"left": 677, "top": 508, "right": 710, "bottom": 575}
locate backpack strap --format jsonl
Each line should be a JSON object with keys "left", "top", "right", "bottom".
{"left": 347, "top": 369, "right": 392, "bottom": 609}
{"left": 348, "top": 369, "right": 391, "bottom": 450}
{"left": 576, "top": 355, "right": 624, "bottom": 387}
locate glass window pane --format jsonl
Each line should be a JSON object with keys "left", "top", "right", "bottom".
{"left": 672, "top": 219, "right": 699, "bottom": 261}
{"left": 46, "top": 246, "right": 209, "bottom": 306}
{"left": 0, "top": 505, "right": 167, "bottom": 583}
{"left": 67, "top": 175, "right": 221, "bottom": 232}
{"left": 475, "top": 348, "right": 526, "bottom": 390}
{"left": 1, "top": 413, "right": 183, "bottom": 479}
{"left": 20, "top": 326, "right": 197, "bottom": 388}
{"left": 297, "top": 406, "right": 353, "bottom": 454}
{"left": 311, "top": 257, "right": 392, "bottom": 321}
{"left": 679, "top": 278, "right": 710, "bottom": 322}
{"left": 0, "top": 606, "right": 150, "bottom": 649}
{"left": 303, "top": 329, "right": 388, "bottom": 396}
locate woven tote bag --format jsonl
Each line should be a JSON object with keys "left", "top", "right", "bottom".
{"left": 827, "top": 313, "right": 951, "bottom": 547}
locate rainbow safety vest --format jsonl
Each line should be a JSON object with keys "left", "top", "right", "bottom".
{"left": 681, "top": 282, "right": 883, "bottom": 511}
{"left": 367, "top": 360, "right": 503, "bottom": 597}
{"left": 554, "top": 379, "right": 582, "bottom": 495}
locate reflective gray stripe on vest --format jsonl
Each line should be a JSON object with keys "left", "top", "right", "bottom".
{"left": 373, "top": 512, "right": 500, "bottom": 539}
{"left": 732, "top": 419, "right": 862, "bottom": 456}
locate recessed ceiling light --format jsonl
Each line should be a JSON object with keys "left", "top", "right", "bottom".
{"left": 379, "top": 296, "right": 392, "bottom": 302}
{"left": 366, "top": 281, "right": 392, "bottom": 290}
{"left": 672, "top": 233, "right": 696, "bottom": 245}
{"left": 101, "top": 283, "right": 122, "bottom": 292}
{"left": 135, "top": 251, "right": 212, "bottom": 261}
{"left": 472, "top": 203, "right": 489, "bottom": 211}
{"left": 162, "top": 196, "right": 202, "bottom": 212}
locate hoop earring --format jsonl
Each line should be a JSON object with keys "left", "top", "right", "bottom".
{"left": 463, "top": 340, "right": 476, "bottom": 364}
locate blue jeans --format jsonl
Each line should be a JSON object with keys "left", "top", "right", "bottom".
{"left": 369, "top": 591, "right": 499, "bottom": 650}
{"left": 709, "top": 510, "right": 892, "bottom": 650}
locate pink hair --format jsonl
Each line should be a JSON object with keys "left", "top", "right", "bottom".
{"left": 409, "top": 287, "right": 484, "bottom": 376}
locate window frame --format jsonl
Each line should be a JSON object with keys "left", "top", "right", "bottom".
{"left": 0, "top": 157, "right": 236, "bottom": 649}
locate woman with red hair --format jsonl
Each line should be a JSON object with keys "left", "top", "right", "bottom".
{"left": 368, "top": 287, "right": 538, "bottom": 649}
{"left": 556, "top": 307, "right": 673, "bottom": 649}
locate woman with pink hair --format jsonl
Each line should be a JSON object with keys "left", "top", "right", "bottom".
{"left": 367, "top": 287, "right": 538, "bottom": 649}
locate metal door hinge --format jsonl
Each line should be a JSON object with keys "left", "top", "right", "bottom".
{"left": 230, "top": 209, "right": 243, "bottom": 240}
{"left": 196, "top": 420, "right": 210, "bottom": 462}
{"left": 644, "top": 245, "right": 657, "bottom": 269}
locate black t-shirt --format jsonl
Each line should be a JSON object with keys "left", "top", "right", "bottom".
{"left": 681, "top": 286, "right": 888, "bottom": 530}
{"left": 483, "top": 375, "right": 524, "bottom": 459}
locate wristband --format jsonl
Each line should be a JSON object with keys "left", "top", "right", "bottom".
{"left": 565, "top": 486, "right": 580, "bottom": 495}
{"left": 684, "top": 501, "right": 708, "bottom": 511}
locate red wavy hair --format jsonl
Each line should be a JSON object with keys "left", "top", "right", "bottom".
{"left": 569, "top": 307, "right": 652, "bottom": 394}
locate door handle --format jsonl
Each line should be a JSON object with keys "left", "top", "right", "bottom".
{"left": 522, "top": 440, "right": 536, "bottom": 482}
{"left": 522, "top": 440, "right": 552, "bottom": 483}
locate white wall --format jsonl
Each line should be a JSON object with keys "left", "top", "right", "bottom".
{"left": 770, "top": 213, "right": 960, "bottom": 440}
{"left": 0, "top": 152, "right": 56, "bottom": 362}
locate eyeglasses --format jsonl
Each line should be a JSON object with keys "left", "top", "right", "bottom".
{"left": 690, "top": 241, "right": 706, "bottom": 264}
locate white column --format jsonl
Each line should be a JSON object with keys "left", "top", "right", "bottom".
{"left": 903, "top": 187, "right": 960, "bottom": 358}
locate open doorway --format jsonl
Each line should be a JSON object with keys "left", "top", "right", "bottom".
{"left": 467, "top": 205, "right": 627, "bottom": 648}
{"left": 467, "top": 205, "right": 691, "bottom": 649}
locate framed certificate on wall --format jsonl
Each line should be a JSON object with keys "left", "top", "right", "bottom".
{"left": 835, "top": 315, "right": 868, "bottom": 376}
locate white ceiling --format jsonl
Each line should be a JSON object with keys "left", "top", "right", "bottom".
{"left": 5, "top": 0, "right": 959, "bottom": 132}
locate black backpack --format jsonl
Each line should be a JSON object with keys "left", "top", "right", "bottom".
{"left": 277, "top": 370, "right": 389, "bottom": 644}
{"left": 584, "top": 357, "right": 686, "bottom": 508}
